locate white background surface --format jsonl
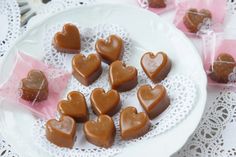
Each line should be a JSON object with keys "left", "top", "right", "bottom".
{"left": 1, "top": 0, "right": 236, "bottom": 157}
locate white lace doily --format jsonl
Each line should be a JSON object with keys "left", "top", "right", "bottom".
{"left": 30, "top": 23, "right": 197, "bottom": 157}
{"left": 173, "top": 88, "right": 236, "bottom": 157}
{"left": 227, "top": 0, "right": 236, "bottom": 15}
{"left": 37, "top": 0, "right": 96, "bottom": 15}
{"left": 0, "top": 0, "right": 20, "bottom": 58}
{"left": 0, "top": 0, "right": 20, "bottom": 153}
{"left": 0, "top": 138, "right": 18, "bottom": 157}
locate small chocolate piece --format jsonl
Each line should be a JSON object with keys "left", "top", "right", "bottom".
{"left": 109, "top": 61, "right": 138, "bottom": 92}
{"left": 183, "top": 8, "right": 212, "bottom": 33}
{"left": 95, "top": 35, "right": 124, "bottom": 64}
{"left": 19, "top": 69, "right": 48, "bottom": 102}
{"left": 58, "top": 91, "right": 89, "bottom": 123}
{"left": 141, "top": 52, "right": 171, "bottom": 83}
{"left": 84, "top": 115, "right": 116, "bottom": 148}
{"left": 137, "top": 84, "right": 170, "bottom": 119}
{"left": 90, "top": 88, "right": 121, "bottom": 116}
{"left": 53, "top": 23, "right": 81, "bottom": 54}
{"left": 46, "top": 116, "right": 76, "bottom": 148}
{"left": 148, "top": 0, "right": 166, "bottom": 8}
{"left": 120, "top": 106, "right": 150, "bottom": 140}
{"left": 209, "top": 53, "right": 236, "bottom": 83}
{"left": 72, "top": 53, "right": 102, "bottom": 86}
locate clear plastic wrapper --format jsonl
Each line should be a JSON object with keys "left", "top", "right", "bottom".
{"left": 173, "top": 0, "right": 227, "bottom": 37}
{"left": 202, "top": 28, "right": 236, "bottom": 86}
{"left": 0, "top": 52, "right": 71, "bottom": 118}
{"left": 137, "top": 0, "right": 175, "bottom": 14}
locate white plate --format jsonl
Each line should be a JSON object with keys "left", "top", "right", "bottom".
{"left": 0, "top": 3, "right": 207, "bottom": 157}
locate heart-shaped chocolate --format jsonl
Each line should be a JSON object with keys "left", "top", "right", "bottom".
{"left": 141, "top": 52, "right": 171, "bottom": 83}
{"left": 46, "top": 116, "right": 76, "bottom": 148}
{"left": 109, "top": 61, "right": 138, "bottom": 92}
{"left": 120, "top": 106, "right": 150, "bottom": 140}
{"left": 72, "top": 53, "right": 102, "bottom": 86}
{"left": 95, "top": 35, "right": 124, "bottom": 64}
{"left": 183, "top": 8, "right": 212, "bottom": 33}
{"left": 90, "top": 88, "right": 121, "bottom": 116}
{"left": 53, "top": 23, "right": 81, "bottom": 53}
{"left": 148, "top": 0, "right": 166, "bottom": 8}
{"left": 58, "top": 91, "right": 89, "bottom": 123}
{"left": 137, "top": 84, "right": 170, "bottom": 119}
{"left": 19, "top": 69, "right": 48, "bottom": 102}
{"left": 84, "top": 115, "right": 116, "bottom": 148}
{"left": 209, "top": 53, "right": 236, "bottom": 83}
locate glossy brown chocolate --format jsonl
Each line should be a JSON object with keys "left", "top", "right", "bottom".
{"left": 109, "top": 61, "right": 138, "bottom": 92}
{"left": 58, "top": 91, "right": 89, "bottom": 123}
{"left": 183, "top": 8, "right": 212, "bottom": 33}
{"left": 46, "top": 116, "right": 76, "bottom": 148}
{"left": 209, "top": 53, "right": 236, "bottom": 83}
{"left": 95, "top": 35, "right": 124, "bottom": 64}
{"left": 90, "top": 88, "right": 121, "bottom": 116}
{"left": 84, "top": 115, "right": 116, "bottom": 148}
{"left": 72, "top": 53, "right": 102, "bottom": 86}
{"left": 148, "top": 0, "right": 166, "bottom": 8}
{"left": 141, "top": 52, "right": 171, "bottom": 83}
{"left": 19, "top": 69, "right": 48, "bottom": 102}
{"left": 53, "top": 23, "right": 81, "bottom": 54}
{"left": 120, "top": 106, "right": 150, "bottom": 140}
{"left": 137, "top": 84, "right": 170, "bottom": 119}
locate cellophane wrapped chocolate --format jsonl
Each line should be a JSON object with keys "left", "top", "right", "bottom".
{"left": 202, "top": 28, "right": 236, "bottom": 86}
{"left": 137, "top": 0, "right": 175, "bottom": 14}
{"left": 173, "top": 0, "right": 227, "bottom": 37}
{"left": 0, "top": 52, "right": 71, "bottom": 119}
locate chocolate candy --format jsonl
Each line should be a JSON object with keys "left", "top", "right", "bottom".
{"left": 120, "top": 106, "right": 150, "bottom": 140}
{"left": 72, "top": 53, "right": 102, "bottom": 86}
{"left": 58, "top": 91, "right": 89, "bottom": 123}
{"left": 148, "top": 0, "right": 166, "bottom": 8}
{"left": 141, "top": 52, "right": 171, "bottom": 83}
{"left": 137, "top": 84, "right": 170, "bottom": 119}
{"left": 209, "top": 53, "right": 236, "bottom": 83}
{"left": 90, "top": 88, "right": 121, "bottom": 116}
{"left": 19, "top": 69, "right": 48, "bottom": 102}
{"left": 84, "top": 115, "right": 116, "bottom": 148}
{"left": 46, "top": 116, "right": 76, "bottom": 148}
{"left": 95, "top": 35, "right": 124, "bottom": 64}
{"left": 183, "top": 8, "right": 212, "bottom": 33}
{"left": 53, "top": 23, "right": 81, "bottom": 54}
{"left": 109, "top": 61, "right": 138, "bottom": 92}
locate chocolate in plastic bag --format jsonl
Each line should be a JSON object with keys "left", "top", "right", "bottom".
{"left": 0, "top": 52, "right": 71, "bottom": 118}
{"left": 174, "top": 0, "right": 227, "bottom": 37}
{"left": 138, "top": 0, "right": 175, "bottom": 14}
{"left": 202, "top": 29, "right": 236, "bottom": 86}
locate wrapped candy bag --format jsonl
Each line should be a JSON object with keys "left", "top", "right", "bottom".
{"left": 0, "top": 52, "right": 71, "bottom": 118}
{"left": 137, "top": 0, "right": 175, "bottom": 14}
{"left": 173, "top": 0, "right": 227, "bottom": 37}
{"left": 202, "top": 28, "right": 236, "bottom": 86}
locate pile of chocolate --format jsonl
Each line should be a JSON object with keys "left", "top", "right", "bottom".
{"left": 19, "top": 23, "right": 172, "bottom": 149}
